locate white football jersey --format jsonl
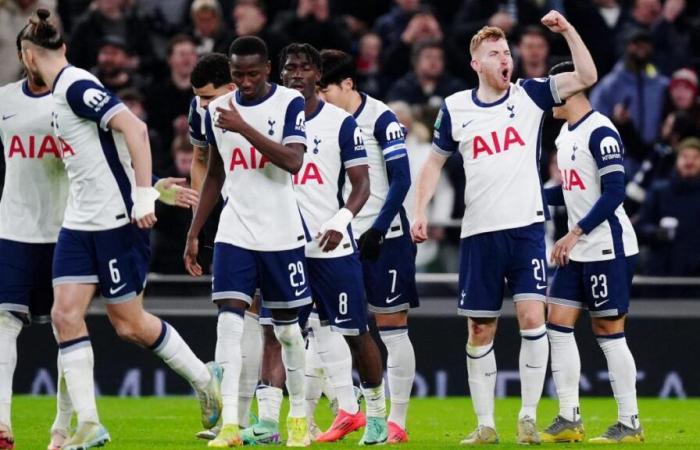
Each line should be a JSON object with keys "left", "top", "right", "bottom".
{"left": 349, "top": 93, "right": 408, "bottom": 239}
{"left": 51, "top": 65, "right": 134, "bottom": 231}
{"left": 433, "top": 78, "right": 560, "bottom": 238}
{"left": 555, "top": 111, "right": 638, "bottom": 261}
{"left": 0, "top": 80, "right": 69, "bottom": 243}
{"left": 205, "top": 84, "right": 308, "bottom": 251}
{"left": 294, "top": 101, "right": 368, "bottom": 258}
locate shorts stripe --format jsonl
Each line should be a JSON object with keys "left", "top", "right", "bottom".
{"left": 0, "top": 303, "right": 29, "bottom": 314}
{"left": 547, "top": 297, "right": 583, "bottom": 309}
{"left": 105, "top": 291, "right": 138, "bottom": 304}
{"left": 513, "top": 293, "right": 546, "bottom": 302}
{"left": 458, "top": 308, "right": 501, "bottom": 318}
{"left": 590, "top": 308, "right": 621, "bottom": 318}
{"left": 368, "top": 303, "right": 411, "bottom": 314}
{"left": 212, "top": 291, "right": 253, "bottom": 304}
{"left": 330, "top": 325, "right": 362, "bottom": 336}
{"left": 52, "top": 275, "right": 99, "bottom": 286}
{"left": 263, "top": 296, "right": 312, "bottom": 309}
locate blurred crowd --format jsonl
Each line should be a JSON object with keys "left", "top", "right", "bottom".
{"left": 1, "top": 0, "right": 700, "bottom": 276}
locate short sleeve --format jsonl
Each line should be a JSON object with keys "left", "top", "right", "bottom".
{"left": 65, "top": 79, "right": 125, "bottom": 130}
{"left": 589, "top": 125, "right": 625, "bottom": 176}
{"left": 282, "top": 95, "right": 307, "bottom": 146}
{"left": 432, "top": 102, "right": 457, "bottom": 156}
{"left": 188, "top": 97, "right": 208, "bottom": 147}
{"left": 204, "top": 109, "right": 217, "bottom": 146}
{"left": 519, "top": 77, "right": 561, "bottom": 110}
{"left": 374, "top": 110, "right": 407, "bottom": 162}
{"left": 338, "top": 115, "right": 368, "bottom": 168}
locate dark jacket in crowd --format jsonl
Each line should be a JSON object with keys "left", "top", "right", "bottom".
{"left": 386, "top": 72, "right": 466, "bottom": 106}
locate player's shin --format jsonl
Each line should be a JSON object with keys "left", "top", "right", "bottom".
{"left": 51, "top": 324, "right": 74, "bottom": 434}
{"left": 0, "top": 312, "right": 22, "bottom": 429}
{"left": 519, "top": 324, "right": 548, "bottom": 420}
{"left": 58, "top": 336, "right": 99, "bottom": 424}
{"left": 238, "top": 312, "right": 262, "bottom": 427}
{"left": 304, "top": 333, "right": 325, "bottom": 420}
{"left": 547, "top": 324, "right": 581, "bottom": 421}
{"left": 149, "top": 320, "right": 210, "bottom": 389}
{"left": 272, "top": 319, "right": 306, "bottom": 418}
{"left": 466, "top": 342, "right": 497, "bottom": 428}
{"left": 597, "top": 334, "right": 640, "bottom": 429}
{"left": 216, "top": 309, "right": 245, "bottom": 425}
{"left": 379, "top": 327, "right": 414, "bottom": 428}
{"left": 313, "top": 325, "right": 358, "bottom": 414}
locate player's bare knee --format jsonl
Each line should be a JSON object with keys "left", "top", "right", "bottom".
{"left": 591, "top": 316, "right": 625, "bottom": 336}
{"left": 546, "top": 304, "right": 578, "bottom": 328}
{"left": 50, "top": 303, "right": 82, "bottom": 332}
{"left": 516, "top": 305, "right": 545, "bottom": 329}
{"left": 467, "top": 318, "right": 496, "bottom": 345}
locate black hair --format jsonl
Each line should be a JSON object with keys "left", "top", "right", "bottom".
{"left": 117, "top": 88, "right": 144, "bottom": 104}
{"left": 191, "top": 53, "right": 232, "bottom": 88}
{"left": 18, "top": 9, "right": 64, "bottom": 51}
{"left": 411, "top": 38, "right": 443, "bottom": 65}
{"left": 549, "top": 61, "right": 574, "bottom": 77}
{"left": 278, "top": 43, "right": 321, "bottom": 72}
{"left": 228, "top": 35, "right": 268, "bottom": 60}
{"left": 519, "top": 25, "right": 549, "bottom": 44}
{"left": 319, "top": 49, "right": 356, "bottom": 89}
{"left": 167, "top": 34, "right": 197, "bottom": 57}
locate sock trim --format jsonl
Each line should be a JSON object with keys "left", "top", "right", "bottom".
{"left": 58, "top": 336, "right": 91, "bottom": 352}
{"left": 361, "top": 381, "right": 382, "bottom": 389}
{"left": 546, "top": 323, "right": 574, "bottom": 333}
{"left": 378, "top": 326, "right": 408, "bottom": 336}
{"left": 595, "top": 332, "right": 625, "bottom": 340}
{"left": 272, "top": 318, "right": 298, "bottom": 325}
{"left": 148, "top": 320, "right": 169, "bottom": 351}
{"left": 466, "top": 345, "right": 494, "bottom": 359}
{"left": 219, "top": 306, "right": 245, "bottom": 317}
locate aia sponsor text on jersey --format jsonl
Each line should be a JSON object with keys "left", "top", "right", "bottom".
{"left": 472, "top": 126, "right": 525, "bottom": 159}
{"left": 6, "top": 135, "right": 74, "bottom": 159}
{"left": 228, "top": 145, "right": 323, "bottom": 184}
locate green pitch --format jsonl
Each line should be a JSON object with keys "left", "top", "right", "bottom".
{"left": 11, "top": 396, "right": 698, "bottom": 449}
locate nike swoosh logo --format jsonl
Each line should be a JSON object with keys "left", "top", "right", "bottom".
{"left": 526, "top": 364, "right": 543, "bottom": 369}
{"left": 2, "top": 114, "right": 16, "bottom": 120}
{"left": 294, "top": 287, "right": 308, "bottom": 296}
{"left": 335, "top": 317, "right": 352, "bottom": 324}
{"left": 385, "top": 293, "right": 402, "bottom": 304}
{"left": 536, "top": 283, "right": 547, "bottom": 290}
{"left": 462, "top": 119, "right": 474, "bottom": 128}
{"left": 594, "top": 299, "right": 609, "bottom": 308}
{"left": 109, "top": 283, "right": 126, "bottom": 295}
{"left": 253, "top": 430, "right": 268, "bottom": 437}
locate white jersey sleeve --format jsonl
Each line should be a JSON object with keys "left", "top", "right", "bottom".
{"left": 51, "top": 65, "right": 135, "bottom": 231}
{"left": 204, "top": 84, "right": 309, "bottom": 251}
{"left": 294, "top": 101, "right": 368, "bottom": 258}
{"left": 432, "top": 78, "right": 560, "bottom": 238}
{"left": 0, "top": 80, "right": 69, "bottom": 242}
{"left": 555, "top": 111, "right": 638, "bottom": 261}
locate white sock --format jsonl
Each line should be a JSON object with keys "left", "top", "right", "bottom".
{"left": 547, "top": 324, "right": 580, "bottom": 422}
{"left": 215, "top": 311, "right": 244, "bottom": 425}
{"left": 519, "top": 325, "right": 548, "bottom": 420}
{"left": 313, "top": 324, "right": 357, "bottom": 414}
{"left": 597, "top": 335, "right": 639, "bottom": 429}
{"left": 380, "top": 327, "right": 415, "bottom": 428}
{"left": 50, "top": 325, "right": 74, "bottom": 432}
{"left": 0, "top": 312, "right": 22, "bottom": 428}
{"left": 273, "top": 321, "right": 306, "bottom": 418}
{"left": 151, "top": 321, "right": 210, "bottom": 390}
{"left": 466, "top": 342, "right": 496, "bottom": 428}
{"left": 59, "top": 337, "right": 99, "bottom": 424}
{"left": 304, "top": 331, "right": 325, "bottom": 421}
{"left": 256, "top": 384, "right": 283, "bottom": 424}
{"left": 361, "top": 381, "right": 387, "bottom": 418}
{"left": 239, "top": 312, "right": 262, "bottom": 427}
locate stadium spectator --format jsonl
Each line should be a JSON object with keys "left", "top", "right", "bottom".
{"left": 380, "top": 6, "right": 447, "bottom": 82}
{"left": 386, "top": 39, "right": 465, "bottom": 110}
{"left": 145, "top": 34, "right": 198, "bottom": 172}
{"left": 119, "top": 88, "right": 166, "bottom": 177}
{"left": 355, "top": 32, "right": 388, "bottom": 99}
{"left": 512, "top": 25, "right": 551, "bottom": 80}
{"left": 92, "top": 35, "right": 148, "bottom": 92}
{"left": 623, "top": 0, "right": 662, "bottom": 34}
{"left": 636, "top": 137, "right": 700, "bottom": 276}
{"left": 564, "top": 0, "right": 631, "bottom": 77}
{"left": 271, "top": 0, "right": 352, "bottom": 53}
{"left": 650, "top": 0, "right": 692, "bottom": 75}
{"left": 68, "top": 0, "right": 154, "bottom": 72}
{"left": 0, "top": 0, "right": 59, "bottom": 84}
{"left": 451, "top": 0, "right": 545, "bottom": 45}
{"left": 664, "top": 68, "right": 700, "bottom": 120}
{"left": 232, "top": 0, "right": 287, "bottom": 82}
{"left": 590, "top": 30, "right": 668, "bottom": 148}
{"left": 188, "top": 0, "right": 234, "bottom": 56}
{"left": 151, "top": 137, "right": 195, "bottom": 274}
{"left": 373, "top": 0, "right": 422, "bottom": 49}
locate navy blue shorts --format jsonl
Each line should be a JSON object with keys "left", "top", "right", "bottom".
{"left": 0, "top": 239, "right": 54, "bottom": 324}
{"left": 212, "top": 243, "right": 312, "bottom": 309}
{"left": 458, "top": 222, "right": 547, "bottom": 318}
{"left": 548, "top": 255, "right": 637, "bottom": 317}
{"left": 52, "top": 225, "right": 150, "bottom": 303}
{"left": 362, "top": 233, "right": 419, "bottom": 313}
